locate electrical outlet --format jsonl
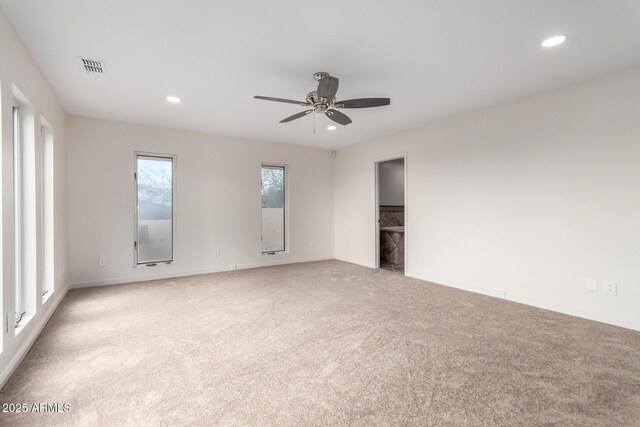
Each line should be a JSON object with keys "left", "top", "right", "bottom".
{"left": 230, "top": 265, "right": 237, "bottom": 271}
{"left": 600, "top": 280, "right": 617, "bottom": 295}
{"left": 98, "top": 257, "right": 107, "bottom": 267}
{"left": 310, "top": 240, "right": 316, "bottom": 248}
{"left": 586, "top": 278, "right": 598, "bottom": 292}
{"left": 213, "top": 248, "right": 220, "bottom": 257}
{"left": 413, "top": 254, "right": 419, "bottom": 264}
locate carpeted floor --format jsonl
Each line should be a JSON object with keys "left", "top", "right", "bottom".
{"left": 381, "top": 262, "right": 405, "bottom": 275}
{"left": 1, "top": 260, "right": 640, "bottom": 426}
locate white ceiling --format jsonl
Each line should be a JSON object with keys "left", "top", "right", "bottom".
{"left": 2, "top": 1, "right": 640, "bottom": 149}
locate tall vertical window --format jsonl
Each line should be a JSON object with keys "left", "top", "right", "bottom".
{"left": 261, "top": 165, "right": 286, "bottom": 254}
{"left": 12, "top": 89, "right": 36, "bottom": 332}
{"left": 135, "top": 154, "right": 174, "bottom": 265}
{"left": 41, "top": 124, "right": 54, "bottom": 299}
{"left": 13, "top": 106, "right": 24, "bottom": 323}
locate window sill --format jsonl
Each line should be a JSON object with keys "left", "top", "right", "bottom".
{"left": 42, "top": 291, "right": 54, "bottom": 304}
{"left": 15, "top": 313, "right": 35, "bottom": 336}
{"left": 134, "top": 261, "right": 173, "bottom": 268}
{"left": 262, "top": 251, "right": 288, "bottom": 256}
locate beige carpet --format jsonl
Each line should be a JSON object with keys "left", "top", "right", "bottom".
{"left": 1, "top": 260, "right": 640, "bottom": 426}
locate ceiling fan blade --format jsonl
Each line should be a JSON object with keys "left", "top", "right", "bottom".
{"left": 254, "top": 96, "right": 309, "bottom": 106}
{"left": 317, "top": 76, "right": 339, "bottom": 102}
{"left": 334, "top": 98, "right": 390, "bottom": 109}
{"left": 280, "top": 109, "right": 313, "bottom": 123}
{"left": 326, "top": 109, "right": 352, "bottom": 125}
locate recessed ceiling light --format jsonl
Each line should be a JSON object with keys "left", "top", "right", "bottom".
{"left": 542, "top": 35, "right": 566, "bottom": 48}
{"left": 166, "top": 96, "right": 181, "bottom": 103}
{"left": 327, "top": 125, "right": 337, "bottom": 131}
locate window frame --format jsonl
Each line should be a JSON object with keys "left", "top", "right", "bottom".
{"left": 261, "top": 163, "right": 287, "bottom": 255}
{"left": 134, "top": 152, "right": 176, "bottom": 267}
{"left": 13, "top": 105, "right": 24, "bottom": 323}
{"left": 11, "top": 88, "right": 37, "bottom": 333}
{"left": 41, "top": 122, "right": 55, "bottom": 301}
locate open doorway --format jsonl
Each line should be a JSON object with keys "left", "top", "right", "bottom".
{"left": 375, "top": 156, "right": 406, "bottom": 274}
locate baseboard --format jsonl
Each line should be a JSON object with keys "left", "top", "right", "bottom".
{"left": 412, "top": 273, "right": 640, "bottom": 332}
{"left": 70, "top": 256, "right": 334, "bottom": 289}
{"left": 407, "top": 272, "right": 508, "bottom": 299}
{"left": 505, "top": 292, "right": 640, "bottom": 332}
{"left": 239, "top": 255, "right": 333, "bottom": 270}
{"left": 71, "top": 266, "right": 231, "bottom": 288}
{"left": 334, "top": 256, "right": 376, "bottom": 269}
{"left": 0, "top": 284, "right": 70, "bottom": 390}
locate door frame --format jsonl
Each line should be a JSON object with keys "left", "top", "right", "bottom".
{"left": 374, "top": 152, "right": 408, "bottom": 273}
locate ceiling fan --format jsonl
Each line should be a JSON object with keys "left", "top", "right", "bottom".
{"left": 254, "top": 72, "right": 390, "bottom": 126}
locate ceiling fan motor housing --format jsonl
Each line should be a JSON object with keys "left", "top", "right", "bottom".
{"left": 306, "top": 91, "right": 333, "bottom": 112}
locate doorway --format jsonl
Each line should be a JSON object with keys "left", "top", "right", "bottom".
{"left": 375, "top": 156, "right": 406, "bottom": 274}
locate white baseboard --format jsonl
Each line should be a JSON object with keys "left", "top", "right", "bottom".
{"left": 505, "top": 292, "right": 640, "bottom": 332}
{"left": 0, "top": 285, "right": 70, "bottom": 390}
{"left": 411, "top": 273, "right": 640, "bottom": 332}
{"left": 334, "top": 256, "right": 376, "bottom": 269}
{"left": 70, "top": 256, "right": 334, "bottom": 289}
{"left": 239, "top": 255, "right": 334, "bottom": 270}
{"left": 407, "top": 272, "right": 507, "bottom": 299}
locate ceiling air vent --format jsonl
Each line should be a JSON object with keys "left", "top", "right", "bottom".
{"left": 80, "top": 58, "right": 105, "bottom": 74}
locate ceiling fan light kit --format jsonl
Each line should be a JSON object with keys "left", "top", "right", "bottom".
{"left": 254, "top": 72, "right": 390, "bottom": 128}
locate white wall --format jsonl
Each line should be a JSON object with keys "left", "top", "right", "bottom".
{"left": 0, "top": 6, "right": 68, "bottom": 385}
{"left": 67, "top": 116, "right": 334, "bottom": 286}
{"left": 335, "top": 67, "right": 640, "bottom": 331}
{"left": 378, "top": 158, "right": 404, "bottom": 206}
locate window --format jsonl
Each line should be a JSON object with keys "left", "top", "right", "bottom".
{"left": 261, "top": 165, "right": 286, "bottom": 254}
{"left": 41, "top": 124, "right": 54, "bottom": 300}
{"left": 13, "top": 105, "right": 24, "bottom": 324}
{"left": 135, "top": 154, "right": 174, "bottom": 265}
{"left": 11, "top": 87, "right": 36, "bottom": 333}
